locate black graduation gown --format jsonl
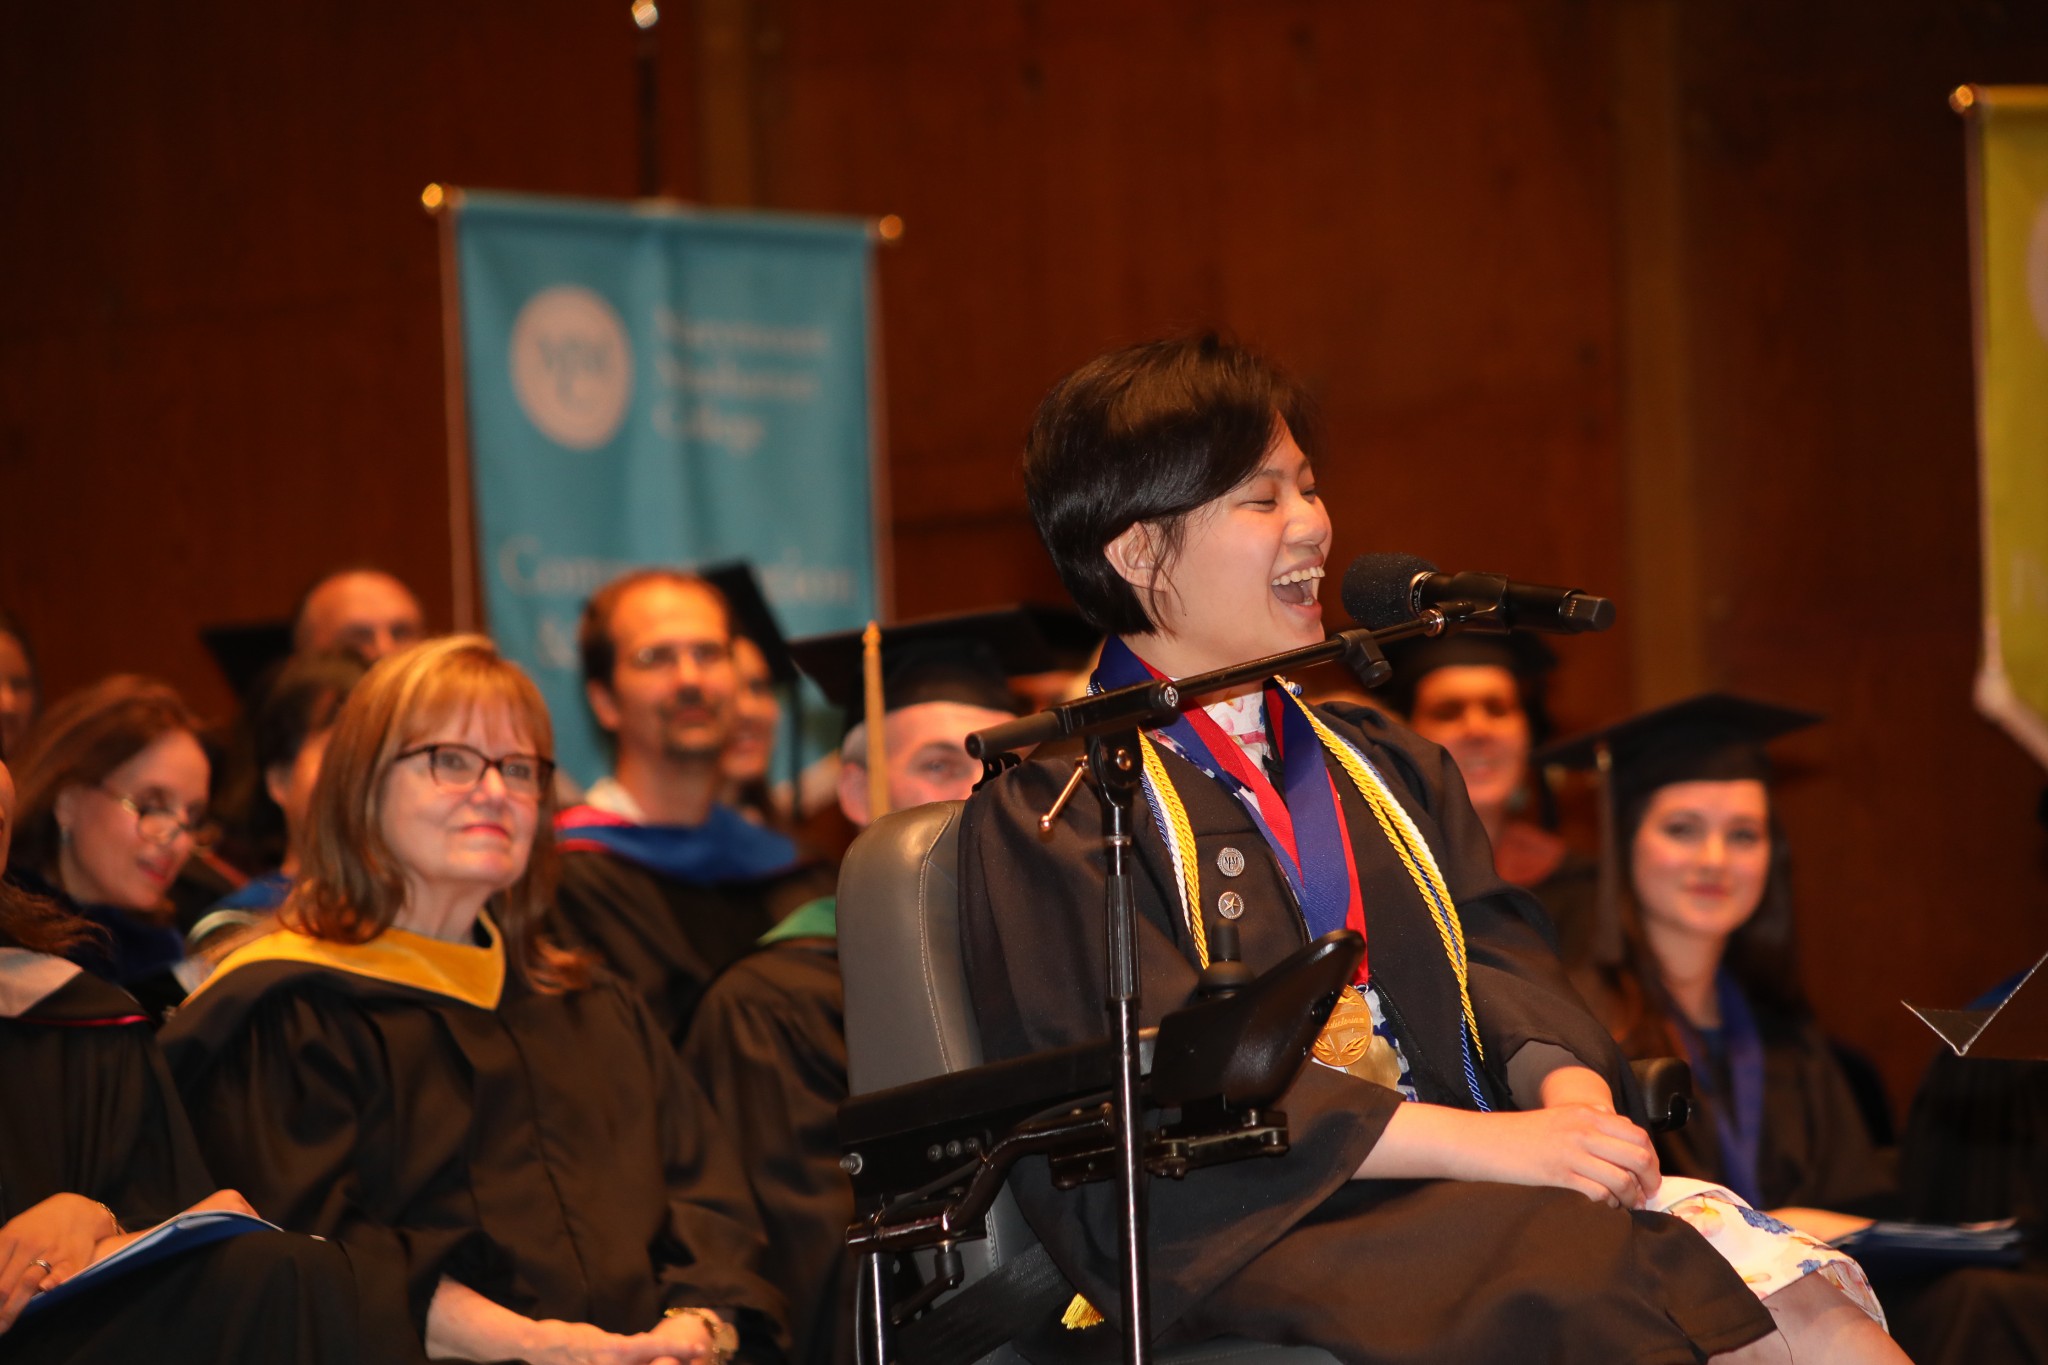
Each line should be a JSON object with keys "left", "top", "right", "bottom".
{"left": 1901, "top": 1045, "right": 2048, "bottom": 1228}
{"left": 1649, "top": 1005, "right": 1897, "bottom": 1215}
{"left": 160, "top": 937, "right": 791, "bottom": 1362}
{"left": 959, "top": 702, "right": 1774, "bottom": 1364}
{"left": 1526, "top": 854, "right": 1600, "bottom": 963}
{"left": 682, "top": 935, "right": 855, "bottom": 1365}
{"left": 1, "top": 963, "right": 207, "bottom": 1227}
{"left": 1885, "top": 1020, "right": 2048, "bottom": 1365}
{"left": 8, "top": 871, "right": 189, "bottom": 1024}
{"left": 1, "top": 949, "right": 367, "bottom": 1365}
{"left": 553, "top": 851, "right": 834, "bottom": 1044}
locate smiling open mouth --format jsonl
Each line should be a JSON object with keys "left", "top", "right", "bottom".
{"left": 1270, "top": 565, "right": 1324, "bottom": 606}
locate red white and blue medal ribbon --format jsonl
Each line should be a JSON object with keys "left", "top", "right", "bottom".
{"left": 1093, "top": 638, "right": 1367, "bottom": 979}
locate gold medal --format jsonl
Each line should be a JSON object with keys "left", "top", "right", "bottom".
{"left": 1313, "top": 986, "right": 1405, "bottom": 1088}
{"left": 1313, "top": 986, "right": 1376, "bottom": 1068}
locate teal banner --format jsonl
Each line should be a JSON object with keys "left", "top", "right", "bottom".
{"left": 452, "top": 191, "right": 879, "bottom": 785}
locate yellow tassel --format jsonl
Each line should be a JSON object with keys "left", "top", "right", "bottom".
{"left": 1062, "top": 1295, "right": 1106, "bottom": 1330}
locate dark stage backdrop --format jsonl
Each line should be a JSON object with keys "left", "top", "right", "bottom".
{"left": 3, "top": 0, "right": 2045, "bottom": 1113}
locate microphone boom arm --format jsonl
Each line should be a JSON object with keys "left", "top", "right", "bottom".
{"left": 966, "top": 601, "right": 1497, "bottom": 762}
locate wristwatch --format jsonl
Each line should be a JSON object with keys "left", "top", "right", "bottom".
{"left": 663, "top": 1305, "right": 740, "bottom": 1362}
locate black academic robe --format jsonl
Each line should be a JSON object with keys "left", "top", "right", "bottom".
{"left": 1902, "top": 1045, "right": 2048, "bottom": 1228}
{"left": 8, "top": 871, "right": 189, "bottom": 1024}
{"left": 553, "top": 851, "right": 834, "bottom": 1044}
{"left": 1886, "top": 1019, "right": 2048, "bottom": 1365}
{"left": 682, "top": 936, "right": 855, "bottom": 1365}
{"left": 960, "top": 702, "right": 1774, "bottom": 1364}
{"left": 1652, "top": 1005, "right": 1896, "bottom": 1216}
{"left": 1, "top": 949, "right": 368, "bottom": 1365}
{"left": 0, "top": 963, "right": 207, "bottom": 1228}
{"left": 160, "top": 942, "right": 791, "bottom": 1362}
{"left": 1526, "top": 855, "right": 1600, "bottom": 963}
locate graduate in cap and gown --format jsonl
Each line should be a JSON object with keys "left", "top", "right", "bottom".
{"left": 552, "top": 568, "right": 833, "bottom": 1045}
{"left": 959, "top": 334, "right": 1901, "bottom": 1362}
{"left": 1381, "top": 632, "right": 1594, "bottom": 903}
{"left": 162, "top": 637, "right": 789, "bottom": 1365}
{"left": 1536, "top": 694, "right": 1896, "bottom": 1234}
{"left": 684, "top": 605, "right": 1095, "bottom": 1365}
{"left": 0, "top": 753, "right": 373, "bottom": 1364}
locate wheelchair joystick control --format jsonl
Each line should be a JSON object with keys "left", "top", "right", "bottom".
{"left": 1194, "top": 919, "right": 1255, "bottom": 999}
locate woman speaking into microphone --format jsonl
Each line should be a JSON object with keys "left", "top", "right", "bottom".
{"left": 956, "top": 334, "right": 1902, "bottom": 1364}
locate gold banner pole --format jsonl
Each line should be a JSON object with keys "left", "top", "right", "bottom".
{"left": 427, "top": 183, "right": 481, "bottom": 633}
{"left": 862, "top": 621, "right": 890, "bottom": 819}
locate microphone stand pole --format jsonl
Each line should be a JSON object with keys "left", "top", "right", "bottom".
{"left": 1090, "top": 724, "right": 1150, "bottom": 1365}
{"left": 965, "top": 604, "right": 1491, "bottom": 1365}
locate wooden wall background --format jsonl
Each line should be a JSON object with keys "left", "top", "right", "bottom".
{"left": 4, "top": 0, "right": 2045, "bottom": 1112}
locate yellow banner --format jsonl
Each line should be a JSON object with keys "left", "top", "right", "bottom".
{"left": 1970, "top": 86, "right": 2048, "bottom": 770}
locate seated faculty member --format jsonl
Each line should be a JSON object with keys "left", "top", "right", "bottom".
{"left": 553, "top": 569, "right": 830, "bottom": 1043}
{"left": 0, "top": 753, "right": 373, "bottom": 1365}
{"left": 191, "top": 648, "right": 369, "bottom": 953}
{"left": 162, "top": 636, "right": 789, "bottom": 1365}
{"left": 5, "top": 676, "right": 216, "bottom": 1022}
{"left": 292, "top": 567, "right": 427, "bottom": 664}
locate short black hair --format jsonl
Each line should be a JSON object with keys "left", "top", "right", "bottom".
{"left": 240, "top": 648, "right": 369, "bottom": 863}
{"left": 1023, "top": 333, "right": 1317, "bottom": 635}
{"left": 255, "top": 650, "right": 369, "bottom": 777}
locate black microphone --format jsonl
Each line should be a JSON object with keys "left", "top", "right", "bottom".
{"left": 1341, "top": 552, "right": 1616, "bottom": 634}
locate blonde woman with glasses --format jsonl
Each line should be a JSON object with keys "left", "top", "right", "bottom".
{"left": 163, "top": 636, "right": 787, "bottom": 1365}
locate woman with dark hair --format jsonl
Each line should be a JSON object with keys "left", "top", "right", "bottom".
{"left": 723, "top": 635, "right": 787, "bottom": 828}
{"left": 6, "top": 675, "right": 214, "bottom": 1022}
{"left": 162, "top": 635, "right": 788, "bottom": 1365}
{"left": 0, "top": 607, "right": 37, "bottom": 759}
{"left": 960, "top": 335, "right": 1901, "bottom": 1362}
{"left": 1537, "top": 696, "right": 1894, "bottom": 1238}
{"left": 0, "top": 754, "right": 370, "bottom": 1363}
{"left": 190, "top": 649, "right": 369, "bottom": 955}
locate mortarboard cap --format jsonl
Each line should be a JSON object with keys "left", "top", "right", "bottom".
{"left": 788, "top": 604, "right": 1098, "bottom": 728}
{"left": 1534, "top": 692, "right": 1819, "bottom": 809}
{"left": 200, "top": 620, "right": 296, "bottom": 703}
{"left": 1382, "top": 632, "right": 1559, "bottom": 732}
{"left": 698, "top": 561, "right": 797, "bottom": 688}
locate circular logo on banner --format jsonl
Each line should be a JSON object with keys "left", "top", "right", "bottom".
{"left": 508, "top": 286, "right": 634, "bottom": 450}
{"left": 2030, "top": 196, "right": 2048, "bottom": 345}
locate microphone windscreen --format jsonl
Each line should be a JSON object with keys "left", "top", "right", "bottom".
{"left": 1341, "top": 552, "right": 1437, "bottom": 629}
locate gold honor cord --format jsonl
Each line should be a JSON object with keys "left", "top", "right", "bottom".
{"left": 1280, "top": 687, "right": 1482, "bottom": 1058}
{"left": 1126, "top": 689, "right": 1481, "bottom": 1058}
{"left": 1063, "top": 702, "right": 1470, "bottom": 1340}
{"left": 1136, "top": 731, "right": 1207, "bottom": 968}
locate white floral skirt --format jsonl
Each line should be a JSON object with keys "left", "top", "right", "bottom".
{"left": 1651, "top": 1176, "right": 1887, "bottom": 1329}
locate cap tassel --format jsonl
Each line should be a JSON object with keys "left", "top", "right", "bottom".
{"left": 862, "top": 621, "right": 891, "bottom": 820}
{"left": 1590, "top": 741, "right": 1625, "bottom": 968}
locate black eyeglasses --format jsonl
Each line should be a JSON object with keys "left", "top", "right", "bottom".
{"left": 100, "top": 788, "right": 220, "bottom": 849}
{"left": 395, "top": 744, "right": 556, "bottom": 799}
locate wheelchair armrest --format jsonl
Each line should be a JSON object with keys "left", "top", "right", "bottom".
{"left": 1631, "top": 1056, "right": 1693, "bottom": 1135}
